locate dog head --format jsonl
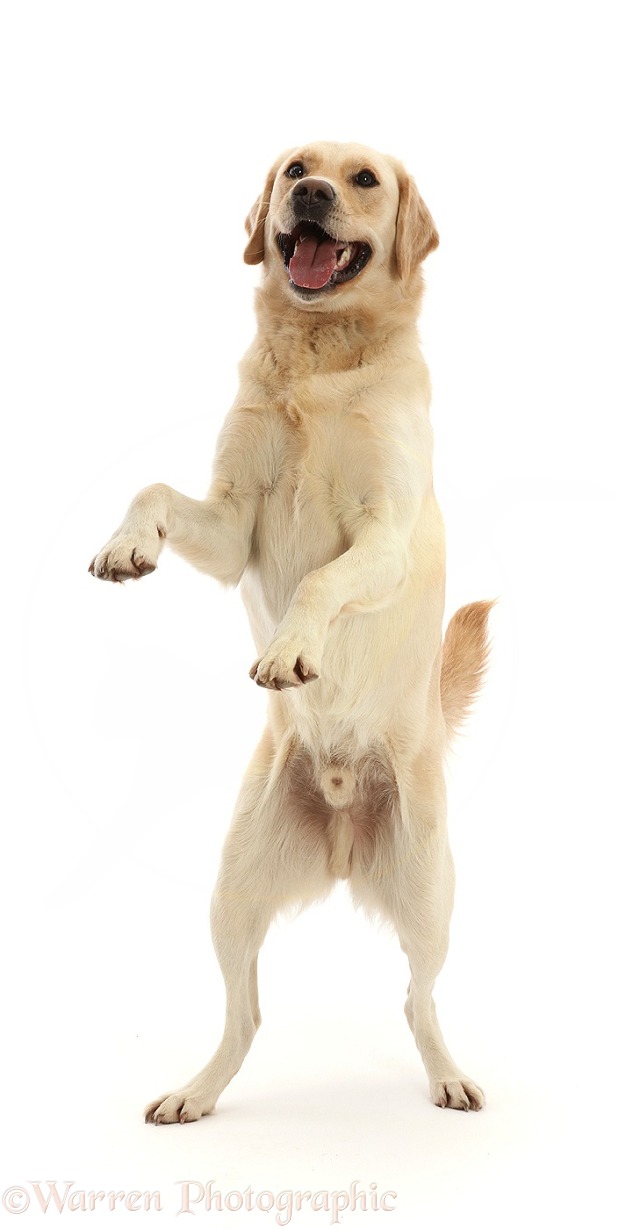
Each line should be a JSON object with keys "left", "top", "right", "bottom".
{"left": 244, "top": 141, "right": 438, "bottom": 310}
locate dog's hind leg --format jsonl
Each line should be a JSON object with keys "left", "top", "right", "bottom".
{"left": 352, "top": 750, "right": 485, "bottom": 1111}
{"left": 145, "top": 729, "right": 333, "bottom": 1124}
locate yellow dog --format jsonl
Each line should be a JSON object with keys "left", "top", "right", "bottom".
{"left": 90, "top": 141, "right": 492, "bottom": 1122}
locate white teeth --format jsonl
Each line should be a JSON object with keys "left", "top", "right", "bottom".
{"left": 336, "top": 245, "right": 353, "bottom": 270}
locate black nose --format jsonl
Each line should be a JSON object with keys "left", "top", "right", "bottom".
{"left": 291, "top": 177, "right": 336, "bottom": 208}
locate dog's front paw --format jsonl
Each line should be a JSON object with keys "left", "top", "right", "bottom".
{"left": 89, "top": 535, "right": 159, "bottom": 583}
{"left": 249, "top": 640, "right": 320, "bottom": 690}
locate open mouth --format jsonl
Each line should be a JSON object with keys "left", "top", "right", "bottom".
{"left": 277, "top": 222, "right": 372, "bottom": 292}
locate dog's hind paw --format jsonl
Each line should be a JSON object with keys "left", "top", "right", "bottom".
{"left": 431, "top": 1077, "right": 485, "bottom": 1112}
{"left": 144, "top": 1086, "right": 215, "bottom": 1125}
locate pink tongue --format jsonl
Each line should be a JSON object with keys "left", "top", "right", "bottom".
{"left": 289, "top": 234, "right": 340, "bottom": 289}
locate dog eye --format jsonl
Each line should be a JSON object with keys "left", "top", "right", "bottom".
{"left": 286, "top": 162, "right": 305, "bottom": 179}
{"left": 355, "top": 169, "right": 378, "bottom": 188}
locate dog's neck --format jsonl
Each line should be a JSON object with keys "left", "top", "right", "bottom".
{"left": 250, "top": 278, "right": 424, "bottom": 381}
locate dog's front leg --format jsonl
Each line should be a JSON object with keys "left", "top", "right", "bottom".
{"left": 89, "top": 480, "right": 254, "bottom": 587}
{"left": 250, "top": 513, "right": 412, "bottom": 690}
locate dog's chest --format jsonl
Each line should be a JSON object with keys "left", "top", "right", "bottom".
{"left": 261, "top": 410, "right": 356, "bottom": 548}
{"left": 245, "top": 407, "right": 370, "bottom": 622}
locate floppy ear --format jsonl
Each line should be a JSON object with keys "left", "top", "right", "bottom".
{"left": 244, "top": 170, "right": 276, "bottom": 265}
{"left": 244, "top": 153, "right": 292, "bottom": 266}
{"left": 395, "top": 171, "right": 439, "bottom": 280}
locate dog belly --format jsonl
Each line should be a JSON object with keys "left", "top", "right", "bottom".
{"left": 286, "top": 598, "right": 441, "bottom": 753}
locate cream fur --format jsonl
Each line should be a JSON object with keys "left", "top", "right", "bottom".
{"left": 89, "top": 141, "right": 492, "bottom": 1121}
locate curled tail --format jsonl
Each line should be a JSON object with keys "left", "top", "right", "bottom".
{"left": 440, "top": 599, "right": 495, "bottom": 743}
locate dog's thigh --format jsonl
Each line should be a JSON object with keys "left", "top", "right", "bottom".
{"left": 350, "top": 760, "right": 453, "bottom": 964}
{"left": 212, "top": 732, "right": 334, "bottom": 938}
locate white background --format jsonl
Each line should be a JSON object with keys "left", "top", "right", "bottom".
{"left": 1, "top": 1, "right": 638, "bottom": 1225}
